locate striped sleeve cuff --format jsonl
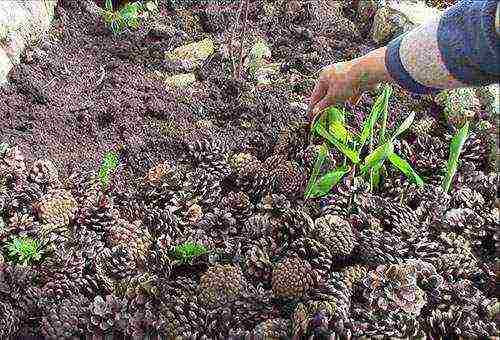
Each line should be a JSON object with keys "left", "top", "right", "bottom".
{"left": 385, "top": 32, "right": 441, "bottom": 95}
{"left": 385, "top": 0, "right": 500, "bottom": 94}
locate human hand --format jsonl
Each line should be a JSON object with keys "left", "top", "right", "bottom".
{"left": 307, "top": 47, "right": 390, "bottom": 123}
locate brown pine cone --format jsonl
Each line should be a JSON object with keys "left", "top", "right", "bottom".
{"left": 199, "top": 264, "right": 247, "bottom": 308}
{"left": 35, "top": 189, "right": 78, "bottom": 227}
{"left": 312, "top": 214, "right": 355, "bottom": 257}
{"left": 272, "top": 257, "right": 313, "bottom": 299}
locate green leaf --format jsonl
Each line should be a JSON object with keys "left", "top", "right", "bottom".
{"left": 99, "top": 151, "right": 119, "bottom": 190}
{"left": 105, "top": 0, "right": 114, "bottom": 11}
{"left": 358, "top": 85, "right": 392, "bottom": 153}
{"left": 442, "top": 121, "right": 470, "bottom": 192}
{"left": 0, "top": 143, "right": 8, "bottom": 156}
{"left": 308, "top": 166, "right": 350, "bottom": 198}
{"left": 390, "top": 112, "right": 416, "bottom": 142}
{"left": 329, "top": 120, "right": 354, "bottom": 144}
{"left": 304, "top": 144, "right": 328, "bottom": 198}
{"left": 315, "top": 124, "right": 360, "bottom": 164}
{"left": 388, "top": 151, "right": 424, "bottom": 187}
{"left": 327, "top": 106, "right": 346, "bottom": 124}
{"left": 360, "top": 142, "right": 394, "bottom": 175}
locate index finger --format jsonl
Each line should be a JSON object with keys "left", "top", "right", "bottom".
{"left": 307, "top": 78, "right": 327, "bottom": 116}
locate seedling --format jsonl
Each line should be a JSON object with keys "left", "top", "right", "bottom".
{"left": 98, "top": 151, "right": 119, "bottom": 191}
{"left": 306, "top": 84, "right": 423, "bottom": 198}
{"left": 100, "top": 0, "right": 144, "bottom": 35}
{"left": 442, "top": 121, "right": 470, "bottom": 193}
{"left": 170, "top": 241, "right": 208, "bottom": 265}
{"left": 5, "top": 236, "right": 42, "bottom": 266}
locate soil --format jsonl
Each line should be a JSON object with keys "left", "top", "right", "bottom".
{"left": 0, "top": 0, "right": 497, "bottom": 338}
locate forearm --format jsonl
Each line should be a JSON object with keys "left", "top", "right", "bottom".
{"left": 384, "top": 0, "right": 500, "bottom": 94}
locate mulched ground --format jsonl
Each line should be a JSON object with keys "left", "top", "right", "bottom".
{"left": 0, "top": 0, "right": 497, "bottom": 339}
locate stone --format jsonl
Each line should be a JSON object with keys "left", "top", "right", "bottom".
{"left": 371, "top": 0, "right": 442, "bottom": 44}
{"left": 164, "top": 73, "right": 196, "bottom": 88}
{"left": 164, "top": 38, "right": 215, "bottom": 67}
{"left": 435, "top": 88, "right": 482, "bottom": 127}
{"left": 0, "top": 0, "right": 58, "bottom": 84}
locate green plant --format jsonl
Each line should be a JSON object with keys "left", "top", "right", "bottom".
{"left": 306, "top": 84, "right": 423, "bottom": 198}
{"left": 5, "top": 236, "right": 42, "bottom": 266}
{"left": 442, "top": 121, "right": 470, "bottom": 193}
{"left": 98, "top": 151, "right": 119, "bottom": 191}
{"left": 100, "top": 0, "right": 144, "bottom": 35}
{"left": 170, "top": 242, "right": 209, "bottom": 264}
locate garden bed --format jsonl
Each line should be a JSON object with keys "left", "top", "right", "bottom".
{"left": 0, "top": 0, "right": 498, "bottom": 338}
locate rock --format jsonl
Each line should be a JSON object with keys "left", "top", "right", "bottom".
{"left": 164, "top": 38, "right": 215, "bottom": 69}
{"left": 164, "top": 73, "right": 196, "bottom": 88}
{"left": 475, "top": 84, "right": 500, "bottom": 118}
{"left": 435, "top": 88, "right": 481, "bottom": 127}
{"left": 371, "top": 0, "right": 442, "bottom": 44}
{"left": 0, "top": 0, "right": 58, "bottom": 84}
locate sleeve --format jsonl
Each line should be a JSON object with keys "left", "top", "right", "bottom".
{"left": 384, "top": 0, "right": 500, "bottom": 95}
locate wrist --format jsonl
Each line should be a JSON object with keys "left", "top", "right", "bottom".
{"left": 351, "top": 47, "right": 392, "bottom": 91}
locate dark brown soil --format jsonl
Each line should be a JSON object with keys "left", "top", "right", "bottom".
{"left": 0, "top": 0, "right": 438, "bottom": 184}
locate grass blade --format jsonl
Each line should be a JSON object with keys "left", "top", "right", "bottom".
{"left": 308, "top": 166, "right": 350, "bottom": 198}
{"left": 329, "top": 120, "right": 354, "bottom": 144}
{"left": 360, "top": 142, "right": 394, "bottom": 175}
{"left": 304, "top": 144, "right": 328, "bottom": 198}
{"left": 327, "top": 106, "right": 346, "bottom": 123}
{"left": 442, "top": 121, "right": 470, "bottom": 192}
{"left": 390, "top": 112, "right": 416, "bottom": 142}
{"left": 315, "top": 123, "right": 360, "bottom": 164}
{"left": 358, "top": 85, "right": 393, "bottom": 153}
{"left": 378, "top": 85, "right": 393, "bottom": 144}
{"left": 388, "top": 151, "right": 424, "bottom": 187}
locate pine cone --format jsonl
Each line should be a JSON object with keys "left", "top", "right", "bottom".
{"left": 143, "top": 205, "right": 182, "bottom": 237}
{"left": 0, "top": 145, "right": 27, "bottom": 183}
{"left": 105, "top": 217, "right": 152, "bottom": 266}
{"left": 424, "top": 307, "right": 497, "bottom": 338}
{"left": 199, "top": 264, "right": 247, "bottom": 308}
{"left": 241, "top": 213, "right": 272, "bottom": 240}
{"left": 258, "top": 193, "right": 292, "bottom": 215}
{"left": 273, "top": 122, "right": 308, "bottom": 161}
{"left": 342, "top": 264, "right": 368, "bottom": 289}
{"left": 76, "top": 203, "right": 115, "bottom": 234}
{"left": 460, "top": 131, "right": 489, "bottom": 166}
{"left": 286, "top": 237, "right": 333, "bottom": 275}
{"left": 28, "top": 159, "right": 62, "bottom": 190}
{"left": 229, "top": 152, "right": 258, "bottom": 173}
{"left": 412, "top": 135, "right": 447, "bottom": 176}
{"left": 220, "top": 191, "right": 253, "bottom": 222}
{"left": 0, "top": 300, "right": 22, "bottom": 338}
{"left": 312, "top": 214, "right": 355, "bottom": 257}
{"left": 361, "top": 262, "right": 427, "bottom": 316}
{"left": 410, "top": 115, "right": 439, "bottom": 137}
{"left": 35, "top": 189, "right": 78, "bottom": 226}
{"left": 197, "top": 207, "right": 237, "bottom": 242}
{"left": 39, "top": 293, "right": 90, "bottom": 339}
{"left": 144, "top": 161, "right": 172, "bottom": 185}
{"left": 95, "top": 246, "right": 137, "bottom": 291}
{"left": 114, "top": 272, "right": 160, "bottom": 298}
{"left": 243, "top": 237, "right": 276, "bottom": 287}
{"left": 356, "top": 193, "right": 420, "bottom": 237}
{"left": 274, "top": 208, "right": 314, "bottom": 245}
{"left": 236, "top": 158, "right": 272, "bottom": 200}
{"left": 88, "top": 294, "right": 126, "bottom": 334}
{"left": 269, "top": 160, "right": 307, "bottom": 198}
{"left": 205, "top": 285, "right": 276, "bottom": 337}
{"left": 354, "top": 229, "right": 410, "bottom": 266}
{"left": 158, "top": 277, "right": 209, "bottom": 337}
{"left": 272, "top": 257, "right": 313, "bottom": 299}
{"left": 183, "top": 168, "right": 222, "bottom": 207}
{"left": 183, "top": 138, "right": 224, "bottom": 166}
{"left": 140, "top": 165, "right": 187, "bottom": 208}
{"left": 253, "top": 318, "right": 292, "bottom": 338}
